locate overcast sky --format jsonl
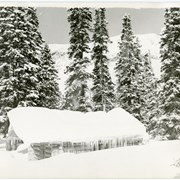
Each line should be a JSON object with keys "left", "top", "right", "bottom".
{"left": 37, "top": 8, "right": 165, "bottom": 44}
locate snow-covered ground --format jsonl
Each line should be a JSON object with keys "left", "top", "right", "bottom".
{"left": 49, "top": 33, "right": 161, "bottom": 93}
{"left": 0, "top": 139, "right": 179, "bottom": 178}
{"left": 0, "top": 33, "right": 171, "bottom": 178}
{"left": 3, "top": 108, "right": 179, "bottom": 178}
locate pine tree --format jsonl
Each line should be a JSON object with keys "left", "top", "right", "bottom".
{"left": 64, "top": 8, "right": 92, "bottom": 112}
{"left": 0, "top": 7, "right": 60, "bottom": 110}
{"left": 133, "top": 38, "right": 146, "bottom": 120}
{"left": 157, "top": 8, "right": 180, "bottom": 140}
{"left": 114, "top": 15, "right": 144, "bottom": 121}
{"left": 39, "top": 44, "right": 61, "bottom": 109}
{"left": 133, "top": 41, "right": 159, "bottom": 133}
{"left": 0, "top": 7, "right": 43, "bottom": 109}
{"left": 91, "top": 8, "right": 115, "bottom": 112}
{"left": 141, "top": 53, "right": 158, "bottom": 129}
{"left": 148, "top": 80, "right": 161, "bottom": 137}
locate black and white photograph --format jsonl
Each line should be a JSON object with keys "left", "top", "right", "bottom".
{"left": 0, "top": 1, "right": 180, "bottom": 178}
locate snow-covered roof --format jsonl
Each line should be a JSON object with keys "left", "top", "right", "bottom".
{"left": 8, "top": 107, "right": 148, "bottom": 144}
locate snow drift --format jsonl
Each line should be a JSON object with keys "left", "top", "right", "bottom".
{"left": 8, "top": 107, "right": 148, "bottom": 144}
{"left": 0, "top": 140, "right": 180, "bottom": 178}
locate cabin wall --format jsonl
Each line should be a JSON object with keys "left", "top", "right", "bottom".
{"left": 28, "top": 135, "right": 143, "bottom": 161}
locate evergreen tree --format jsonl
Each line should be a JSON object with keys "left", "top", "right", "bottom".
{"left": 64, "top": 8, "right": 92, "bottom": 112}
{"left": 0, "top": 7, "right": 61, "bottom": 110}
{"left": 141, "top": 53, "right": 158, "bottom": 129}
{"left": 133, "top": 38, "right": 146, "bottom": 121}
{"left": 39, "top": 44, "right": 61, "bottom": 109}
{"left": 157, "top": 8, "right": 180, "bottom": 139}
{"left": 133, "top": 41, "right": 158, "bottom": 132}
{"left": 148, "top": 79, "right": 162, "bottom": 137}
{"left": 0, "top": 7, "right": 44, "bottom": 109}
{"left": 91, "top": 8, "right": 115, "bottom": 112}
{"left": 115, "top": 15, "right": 144, "bottom": 121}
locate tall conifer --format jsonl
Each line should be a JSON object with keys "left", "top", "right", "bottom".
{"left": 64, "top": 8, "right": 92, "bottom": 112}
{"left": 39, "top": 44, "right": 61, "bottom": 109}
{"left": 115, "top": 15, "right": 144, "bottom": 120}
{"left": 157, "top": 8, "right": 180, "bottom": 139}
{"left": 91, "top": 8, "right": 115, "bottom": 112}
{"left": 0, "top": 7, "right": 43, "bottom": 108}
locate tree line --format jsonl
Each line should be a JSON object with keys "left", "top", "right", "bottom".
{"left": 63, "top": 8, "right": 180, "bottom": 140}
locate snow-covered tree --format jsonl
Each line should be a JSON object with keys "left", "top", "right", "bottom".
{"left": 157, "top": 8, "right": 180, "bottom": 140}
{"left": 39, "top": 44, "right": 61, "bottom": 109}
{"left": 0, "top": 7, "right": 44, "bottom": 109}
{"left": 0, "top": 106, "right": 10, "bottom": 137}
{"left": 64, "top": 8, "right": 92, "bottom": 112}
{"left": 91, "top": 8, "right": 115, "bottom": 112}
{"left": 0, "top": 7, "right": 61, "bottom": 110}
{"left": 141, "top": 53, "right": 158, "bottom": 129}
{"left": 131, "top": 39, "right": 158, "bottom": 132}
{"left": 115, "top": 15, "right": 144, "bottom": 121}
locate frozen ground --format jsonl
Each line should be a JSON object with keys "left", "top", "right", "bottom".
{"left": 0, "top": 139, "right": 180, "bottom": 178}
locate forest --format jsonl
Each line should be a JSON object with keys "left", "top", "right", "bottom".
{"left": 0, "top": 7, "right": 180, "bottom": 142}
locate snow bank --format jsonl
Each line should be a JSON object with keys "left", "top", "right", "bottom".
{"left": 0, "top": 140, "right": 180, "bottom": 178}
{"left": 8, "top": 107, "right": 148, "bottom": 144}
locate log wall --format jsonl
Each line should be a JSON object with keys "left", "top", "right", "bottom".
{"left": 29, "top": 135, "right": 143, "bottom": 161}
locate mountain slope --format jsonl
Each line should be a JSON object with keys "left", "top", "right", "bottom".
{"left": 49, "top": 33, "right": 161, "bottom": 93}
